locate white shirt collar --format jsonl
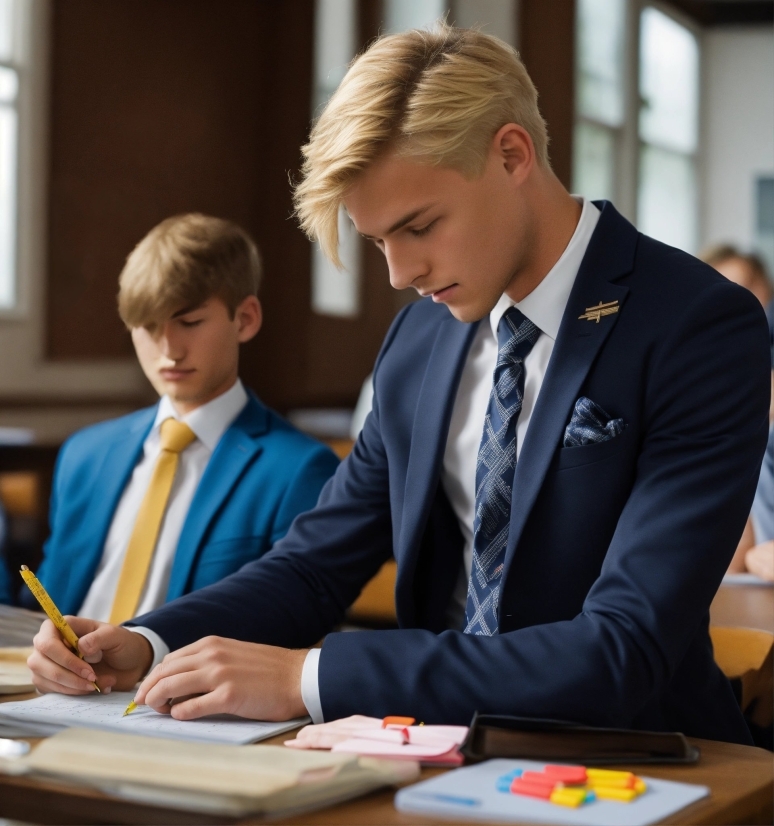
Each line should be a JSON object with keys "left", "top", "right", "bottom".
{"left": 489, "top": 197, "right": 601, "bottom": 341}
{"left": 153, "top": 378, "right": 249, "bottom": 453}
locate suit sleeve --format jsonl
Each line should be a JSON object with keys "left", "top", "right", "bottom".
{"left": 131, "top": 309, "right": 411, "bottom": 651}
{"left": 314, "top": 280, "right": 771, "bottom": 726}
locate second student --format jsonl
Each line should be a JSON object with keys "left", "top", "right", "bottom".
{"left": 17, "top": 214, "right": 338, "bottom": 620}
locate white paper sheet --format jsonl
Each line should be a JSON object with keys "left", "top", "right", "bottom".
{"left": 0, "top": 691, "right": 308, "bottom": 744}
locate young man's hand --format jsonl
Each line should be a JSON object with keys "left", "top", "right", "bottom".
{"left": 134, "top": 637, "right": 308, "bottom": 722}
{"left": 28, "top": 618, "right": 154, "bottom": 695}
{"left": 745, "top": 540, "right": 774, "bottom": 581}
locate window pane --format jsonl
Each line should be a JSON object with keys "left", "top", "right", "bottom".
{"left": 313, "top": 0, "right": 356, "bottom": 110}
{"left": 312, "top": 0, "right": 360, "bottom": 317}
{"left": 639, "top": 7, "right": 699, "bottom": 153}
{"left": 573, "top": 121, "right": 616, "bottom": 201}
{"left": 0, "top": 0, "right": 13, "bottom": 62}
{"left": 0, "top": 65, "right": 17, "bottom": 102}
{"left": 311, "top": 207, "right": 360, "bottom": 317}
{"left": 384, "top": 0, "right": 446, "bottom": 34}
{"left": 637, "top": 145, "right": 696, "bottom": 253}
{"left": 576, "top": 0, "right": 626, "bottom": 127}
{"left": 0, "top": 104, "right": 17, "bottom": 308}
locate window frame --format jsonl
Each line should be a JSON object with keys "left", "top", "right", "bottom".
{"left": 0, "top": 0, "right": 50, "bottom": 321}
{"left": 573, "top": 0, "right": 703, "bottom": 252}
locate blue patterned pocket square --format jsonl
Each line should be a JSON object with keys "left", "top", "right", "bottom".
{"left": 563, "top": 397, "right": 625, "bottom": 447}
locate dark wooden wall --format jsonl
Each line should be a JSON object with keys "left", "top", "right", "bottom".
{"left": 42, "top": 0, "right": 578, "bottom": 412}
{"left": 520, "top": 0, "right": 576, "bottom": 189}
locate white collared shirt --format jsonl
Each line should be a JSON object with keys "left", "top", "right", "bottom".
{"left": 79, "top": 379, "right": 248, "bottom": 622}
{"left": 442, "top": 197, "right": 601, "bottom": 627}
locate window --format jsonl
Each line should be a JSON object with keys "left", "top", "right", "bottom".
{"left": 637, "top": 6, "right": 699, "bottom": 253}
{"left": 310, "top": 0, "right": 359, "bottom": 318}
{"left": 0, "top": 0, "right": 19, "bottom": 309}
{"left": 573, "top": 2, "right": 700, "bottom": 254}
{"left": 573, "top": 0, "right": 627, "bottom": 203}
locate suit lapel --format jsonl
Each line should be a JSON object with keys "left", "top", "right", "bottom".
{"left": 501, "top": 202, "right": 638, "bottom": 585}
{"left": 71, "top": 409, "right": 155, "bottom": 606}
{"left": 395, "top": 315, "right": 478, "bottom": 624}
{"left": 165, "top": 393, "right": 267, "bottom": 600}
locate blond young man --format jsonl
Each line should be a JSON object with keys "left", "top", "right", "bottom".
{"left": 19, "top": 214, "right": 338, "bottom": 630}
{"left": 29, "top": 27, "right": 769, "bottom": 744}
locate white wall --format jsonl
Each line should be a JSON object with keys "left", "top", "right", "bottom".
{"left": 701, "top": 26, "right": 774, "bottom": 256}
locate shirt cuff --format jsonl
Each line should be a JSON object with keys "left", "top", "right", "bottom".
{"left": 127, "top": 626, "right": 170, "bottom": 674}
{"left": 301, "top": 647, "right": 324, "bottom": 724}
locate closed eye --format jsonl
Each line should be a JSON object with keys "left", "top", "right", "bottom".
{"left": 409, "top": 219, "right": 437, "bottom": 238}
{"left": 179, "top": 318, "right": 204, "bottom": 328}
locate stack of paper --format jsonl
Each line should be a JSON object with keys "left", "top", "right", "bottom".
{"left": 0, "top": 647, "right": 34, "bottom": 695}
{"left": 9, "top": 727, "right": 419, "bottom": 817}
{"left": 0, "top": 605, "right": 44, "bottom": 647}
{"left": 0, "top": 691, "right": 308, "bottom": 744}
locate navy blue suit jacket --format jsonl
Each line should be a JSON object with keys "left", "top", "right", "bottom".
{"left": 19, "top": 391, "right": 338, "bottom": 614}
{"left": 134, "top": 204, "right": 771, "bottom": 744}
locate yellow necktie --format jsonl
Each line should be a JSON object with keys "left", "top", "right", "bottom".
{"left": 109, "top": 418, "right": 196, "bottom": 625}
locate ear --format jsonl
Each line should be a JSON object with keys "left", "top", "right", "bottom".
{"left": 235, "top": 295, "right": 262, "bottom": 343}
{"left": 492, "top": 123, "right": 535, "bottom": 182}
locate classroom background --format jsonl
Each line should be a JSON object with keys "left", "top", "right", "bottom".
{"left": 0, "top": 0, "right": 772, "bottom": 579}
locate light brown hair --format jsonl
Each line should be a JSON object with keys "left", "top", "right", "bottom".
{"left": 118, "top": 214, "right": 262, "bottom": 328}
{"left": 294, "top": 23, "right": 549, "bottom": 265}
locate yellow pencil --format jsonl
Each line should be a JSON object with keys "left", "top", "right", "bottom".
{"left": 19, "top": 565, "right": 100, "bottom": 693}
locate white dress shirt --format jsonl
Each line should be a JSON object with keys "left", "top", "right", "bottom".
{"left": 79, "top": 379, "right": 248, "bottom": 624}
{"left": 138, "top": 200, "right": 601, "bottom": 720}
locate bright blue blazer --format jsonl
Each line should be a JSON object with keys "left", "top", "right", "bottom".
{"left": 134, "top": 204, "right": 771, "bottom": 744}
{"left": 22, "top": 390, "right": 338, "bottom": 614}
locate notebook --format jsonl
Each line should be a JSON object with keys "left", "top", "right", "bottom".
{"left": 7, "top": 727, "right": 419, "bottom": 817}
{"left": 0, "top": 648, "right": 35, "bottom": 695}
{"left": 395, "top": 758, "right": 709, "bottom": 825}
{"left": 0, "top": 691, "right": 308, "bottom": 744}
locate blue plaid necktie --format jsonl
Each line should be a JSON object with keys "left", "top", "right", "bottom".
{"left": 464, "top": 307, "right": 540, "bottom": 635}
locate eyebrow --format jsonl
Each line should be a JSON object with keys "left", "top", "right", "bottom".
{"left": 360, "top": 204, "right": 435, "bottom": 240}
{"left": 171, "top": 302, "right": 206, "bottom": 319}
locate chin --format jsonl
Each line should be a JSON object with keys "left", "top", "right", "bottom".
{"left": 446, "top": 303, "right": 491, "bottom": 325}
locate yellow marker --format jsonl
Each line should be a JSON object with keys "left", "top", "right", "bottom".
{"left": 19, "top": 565, "right": 100, "bottom": 693}
{"left": 123, "top": 700, "right": 137, "bottom": 717}
{"left": 593, "top": 786, "right": 639, "bottom": 803}
{"left": 550, "top": 787, "right": 588, "bottom": 808}
{"left": 634, "top": 778, "right": 647, "bottom": 794}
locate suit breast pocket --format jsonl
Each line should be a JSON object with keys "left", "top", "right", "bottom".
{"left": 556, "top": 425, "right": 632, "bottom": 471}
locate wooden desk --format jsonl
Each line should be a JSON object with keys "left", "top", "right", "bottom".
{"left": 0, "top": 724, "right": 770, "bottom": 826}
{"left": 711, "top": 584, "right": 774, "bottom": 633}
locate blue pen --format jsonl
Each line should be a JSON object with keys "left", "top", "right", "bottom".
{"left": 412, "top": 792, "right": 482, "bottom": 806}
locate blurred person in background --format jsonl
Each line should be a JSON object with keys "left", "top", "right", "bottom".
{"left": 703, "top": 246, "right": 774, "bottom": 580}
{"left": 702, "top": 245, "right": 773, "bottom": 309}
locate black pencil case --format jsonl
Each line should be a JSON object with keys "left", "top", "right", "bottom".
{"left": 460, "top": 713, "right": 700, "bottom": 765}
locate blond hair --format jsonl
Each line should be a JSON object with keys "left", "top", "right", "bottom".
{"left": 118, "top": 213, "right": 262, "bottom": 328}
{"left": 294, "top": 23, "right": 549, "bottom": 265}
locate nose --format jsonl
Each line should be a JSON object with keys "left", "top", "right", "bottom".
{"left": 384, "top": 242, "right": 427, "bottom": 292}
{"left": 157, "top": 322, "right": 185, "bottom": 361}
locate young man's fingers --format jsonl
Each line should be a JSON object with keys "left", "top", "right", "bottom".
{"left": 168, "top": 688, "right": 226, "bottom": 721}
{"left": 141, "top": 669, "right": 212, "bottom": 713}
{"left": 28, "top": 650, "right": 98, "bottom": 693}
{"left": 134, "top": 647, "right": 213, "bottom": 702}
{"left": 32, "top": 622, "right": 96, "bottom": 680}
{"left": 32, "top": 674, "right": 96, "bottom": 696}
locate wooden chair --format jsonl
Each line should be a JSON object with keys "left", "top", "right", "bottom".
{"left": 710, "top": 626, "right": 774, "bottom": 732}
{"left": 347, "top": 560, "right": 398, "bottom": 626}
